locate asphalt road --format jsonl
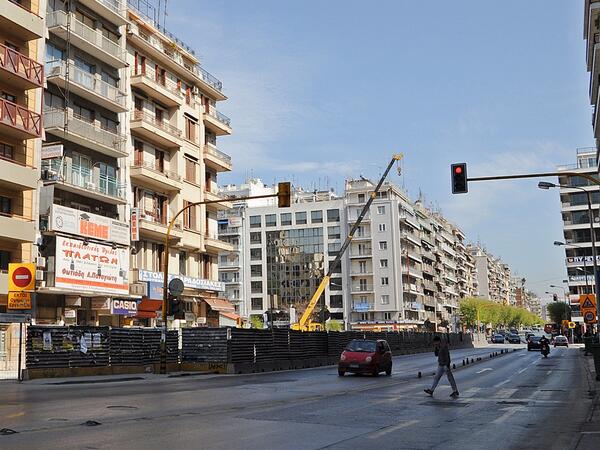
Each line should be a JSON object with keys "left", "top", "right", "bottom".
{"left": 0, "top": 345, "right": 593, "bottom": 450}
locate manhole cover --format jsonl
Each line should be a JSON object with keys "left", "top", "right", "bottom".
{"left": 107, "top": 405, "right": 138, "bottom": 410}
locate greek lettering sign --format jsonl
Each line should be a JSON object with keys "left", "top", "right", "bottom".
{"left": 137, "top": 269, "right": 225, "bottom": 292}
{"left": 566, "top": 255, "right": 600, "bottom": 264}
{"left": 110, "top": 299, "right": 139, "bottom": 315}
{"left": 7, "top": 291, "right": 32, "bottom": 310}
{"left": 130, "top": 207, "right": 140, "bottom": 242}
{"left": 55, "top": 236, "right": 129, "bottom": 296}
{"left": 50, "top": 204, "right": 129, "bottom": 246}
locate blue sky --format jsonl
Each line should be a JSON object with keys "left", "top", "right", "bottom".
{"left": 166, "top": 0, "right": 593, "bottom": 298}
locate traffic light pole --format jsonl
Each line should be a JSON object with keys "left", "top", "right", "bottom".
{"left": 159, "top": 190, "right": 287, "bottom": 375}
{"left": 464, "top": 170, "right": 600, "bottom": 337}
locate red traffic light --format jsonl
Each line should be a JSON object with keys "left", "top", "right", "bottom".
{"left": 451, "top": 163, "right": 468, "bottom": 194}
{"left": 454, "top": 166, "right": 462, "bottom": 175}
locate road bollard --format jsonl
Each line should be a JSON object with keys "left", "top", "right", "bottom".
{"left": 452, "top": 363, "right": 456, "bottom": 369}
{"left": 418, "top": 371, "right": 421, "bottom": 378}
{"left": 471, "top": 358, "right": 474, "bottom": 363}
{"left": 462, "top": 360, "right": 465, "bottom": 366}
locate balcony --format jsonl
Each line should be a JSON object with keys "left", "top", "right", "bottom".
{"left": 205, "top": 189, "right": 232, "bottom": 211}
{"left": 205, "top": 232, "right": 235, "bottom": 254}
{"left": 0, "top": 0, "right": 44, "bottom": 40}
{"left": 44, "top": 109, "right": 127, "bottom": 158}
{"left": 130, "top": 110, "right": 182, "bottom": 148}
{"left": 139, "top": 215, "right": 183, "bottom": 241}
{"left": 0, "top": 212, "right": 35, "bottom": 243}
{"left": 219, "top": 260, "right": 241, "bottom": 271}
{"left": 46, "top": 61, "right": 127, "bottom": 113}
{"left": 130, "top": 158, "right": 182, "bottom": 192}
{"left": 218, "top": 226, "right": 241, "bottom": 236}
{"left": 47, "top": 10, "right": 127, "bottom": 68}
{"left": 351, "top": 284, "right": 374, "bottom": 293}
{"left": 204, "top": 143, "right": 232, "bottom": 172}
{"left": 203, "top": 106, "right": 232, "bottom": 136}
{"left": 0, "top": 98, "right": 41, "bottom": 139}
{"left": 350, "top": 270, "right": 373, "bottom": 276}
{"left": 352, "top": 232, "right": 371, "bottom": 241}
{"left": 0, "top": 155, "right": 37, "bottom": 190}
{"left": 405, "top": 266, "right": 423, "bottom": 279}
{"left": 130, "top": 71, "right": 183, "bottom": 107}
{"left": 41, "top": 159, "right": 127, "bottom": 205}
{"left": 0, "top": 43, "right": 43, "bottom": 90}
{"left": 349, "top": 248, "right": 372, "bottom": 258}
{"left": 79, "top": 0, "right": 128, "bottom": 26}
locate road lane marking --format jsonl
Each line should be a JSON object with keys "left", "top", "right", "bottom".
{"left": 518, "top": 367, "right": 528, "bottom": 374}
{"left": 546, "top": 370, "right": 552, "bottom": 375}
{"left": 491, "top": 406, "right": 526, "bottom": 424}
{"left": 492, "top": 388, "right": 518, "bottom": 399}
{"left": 494, "top": 379, "right": 511, "bottom": 388}
{"left": 462, "top": 387, "right": 481, "bottom": 398}
{"left": 476, "top": 368, "right": 493, "bottom": 374}
{"left": 368, "top": 420, "right": 419, "bottom": 439}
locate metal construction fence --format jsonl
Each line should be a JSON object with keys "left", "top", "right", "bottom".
{"left": 25, "top": 326, "right": 472, "bottom": 371}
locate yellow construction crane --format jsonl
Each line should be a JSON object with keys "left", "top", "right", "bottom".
{"left": 291, "top": 154, "right": 404, "bottom": 331}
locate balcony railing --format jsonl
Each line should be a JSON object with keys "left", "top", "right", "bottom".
{"left": 95, "top": 0, "right": 126, "bottom": 17}
{"left": 0, "top": 43, "right": 43, "bottom": 87}
{"left": 47, "top": 10, "right": 126, "bottom": 63}
{"left": 198, "top": 66, "right": 223, "bottom": 92}
{"left": 206, "top": 106, "right": 231, "bottom": 127}
{"left": 44, "top": 108, "right": 127, "bottom": 154}
{"left": 349, "top": 249, "right": 372, "bottom": 257}
{"left": 0, "top": 98, "right": 41, "bottom": 137}
{"left": 351, "top": 284, "right": 374, "bottom": 292}
{"left": 46, "top": 60, "right": 125, "bottom": 107}
{"left": 131, "top": 69, "right": 183, "bottom": 99}
{"left": 132, "top": 158, "right": 181, "bottom": 181}
{"left": 132, "top": 110, "right": 182, "bottom": 138}
{"left": 204, "top": 144, "right": 232, "bottom": 164}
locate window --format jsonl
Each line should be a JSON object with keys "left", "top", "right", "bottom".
{"left": 185, "top": 116, "right": 197, "bottom": 142}
{"left": 295, "top": 211, "right": 307, "bottom": 225}
{"left": 328, "top": 242, "right": 341, "bottom": 255}
{"left": 46, "top": 43, "right": 63, "bottom": 63}
{"left": 250, "top": 232, "right": 261, "bottom": 244}
{"left": 152, "top": 243, "right": 164, "bottom": 271}
{"left": 381, "top": 295, "right": 390, "bottom": 305}
{"left": 358, "top": 193, "right": 365, "bottom": 203}
{"left": 0, "top": 196, "right": 11, "bottom": 215}
{"left": 383, "top": 312, "right": 392, "bottom": 320}
{"left": 185, "top": 158, "right": 197, "bottom": 183}
{"left": 250, "top": 215, "right": 261, "bottom": 228}
{"left": 328, "top": 226, "right": 341, "bottom": 239}
{"left": 379, "top": 223, "right": 386, "bottom": 232}
{"left": 179, "top": 251, "right": 187, "bottom": 275}
{"left": 183, "top": 201, "right": 196, "bottom": 230}
{"left": 251, "top": 298, "right": 263, "bottom": 310}
{"left": 44, "top": 91, "right": 64, "bottom": 109}
{"left": 377, "top": 206, "right": 385, "bottom": 215}
{"left": 265, "top": 214, "right": 276, "bottom": 227}
{"left": 330, "top": 277, "right": 343, "bottom": 291}
{"left": 379, "top": 241, "right": 388, "bottom": 250}
{"left": 330, "top": 295, "right": 343, "bottom": 309}
{"left": 0, "top": 250, "right": 10, "bottom": 271}
{"left": 251, "top": 265, "right": 262, "bottom": 277}
{"left": 1, "top": 92, "right": 16, "bottom": 103}
{"left": 251, "top": 281, "right": 263, "bottom": 294}
{"left": 281, "top": 213, "right": 292, "bottom": 226}
{"left": 0, "top": 143, "right": 13, "bottom": 160}
{"left": 327, "top": 209, "right": 340, "bottom": 222}
{"left": 311, "top": 210, "right": 323, "bottom": 223}
{"left": 380, "top": 259, "right": 388, "bottom": 268}
{"left": 381, "top": 277, "right": 389, "bottom": 286}
{"left": 250, "top": 248, "right": 262, "bottom": 261}
{"left": 73, "top": 104, "right": 94, "bottom": 122}
{"left": 359, "top": 261, "right": 367, "bottom": 273}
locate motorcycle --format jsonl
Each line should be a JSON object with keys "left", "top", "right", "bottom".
{"left": 541, "top": 343, "right": 550, "bottom": 358}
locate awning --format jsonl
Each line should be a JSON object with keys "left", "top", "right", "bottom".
{"left": 221, "top": 311, "right": 240, "bottom": 321}
{"left": 203, "top": 297, "right": 235, "bottom": 313}
{"left": 136, "top": 299, "right": 163, "bottom": 318}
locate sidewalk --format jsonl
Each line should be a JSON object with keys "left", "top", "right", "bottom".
{"left": 576, "top": 350, "right": 600, "bottom": 450}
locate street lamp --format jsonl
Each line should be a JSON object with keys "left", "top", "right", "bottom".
{"left": 539, "top": 181, "right": 600, "bottom": 334}
{"left": 554, "top": 241, "right": 590, "bottom": 293}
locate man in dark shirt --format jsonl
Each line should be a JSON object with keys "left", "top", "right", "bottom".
{"left": 424, "top": 336, "right": 459, "bottom": 398}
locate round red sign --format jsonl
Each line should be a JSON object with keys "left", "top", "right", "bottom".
{"left": 12, "top": 266, "right": 33, "bottom": 288}
{"left": 584, "top": 311, "right": 595, "bottom": 322}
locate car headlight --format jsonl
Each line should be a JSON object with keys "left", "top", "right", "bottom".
{"left": 365, "top": 356, "right": 372, "bottom": 363}
{"left": 340, "top": 354, "right": 346, "bottom": 361}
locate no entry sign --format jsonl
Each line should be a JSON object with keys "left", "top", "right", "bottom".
{"left": 8, "top": 263, "right": 36, "bottom": 291}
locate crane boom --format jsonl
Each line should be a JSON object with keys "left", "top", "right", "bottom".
{"left": 292, "top": 154, "right": 404, "bottom": 331}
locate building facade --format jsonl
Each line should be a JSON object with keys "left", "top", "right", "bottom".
{"left": 469, "top": 245, "right": 512, "bottom": 304}
{"left": 584, "top": 0, "right": 600, "bottom": 168}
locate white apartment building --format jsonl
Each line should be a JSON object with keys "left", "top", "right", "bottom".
{"left": 584, "top": 1, "right": 600, "bottom": 167}
{"left": 469, "top": 245, "right": 511, "bottom": 303}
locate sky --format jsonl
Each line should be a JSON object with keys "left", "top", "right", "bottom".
{"left": 163, "top": 0, "right": 594, "bottom": 299}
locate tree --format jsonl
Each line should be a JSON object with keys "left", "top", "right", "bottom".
{"left": 546, "top": 302, "right": 571, "bottom": 325}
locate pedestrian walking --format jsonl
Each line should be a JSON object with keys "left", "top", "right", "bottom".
{"left": 424, "top": 336, "right": 459, "bottom": 398}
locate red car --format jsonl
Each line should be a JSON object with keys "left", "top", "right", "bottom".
{"left": 338, "top": 339, "right": 392, "bottom": 376}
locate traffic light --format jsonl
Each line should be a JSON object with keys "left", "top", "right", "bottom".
{"left": 553, "top": 293, "right": 558, "bottom": 302}
{"left": 278, "top": 182, "right": 291, "bottom": 207}
{"left": 451, "top": 163, "right": 468, "bottom": 194}
{"left": 168, "top": 294, "right": 185, "bottom": 319}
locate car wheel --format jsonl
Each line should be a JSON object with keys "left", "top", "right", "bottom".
{"left": 338, "top": 370, "right": 345, "bottom": 377}
{"left": 385, "top": 366, "right": 392, "bottom": 376}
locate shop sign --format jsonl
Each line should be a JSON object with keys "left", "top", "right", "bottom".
{"left": 569, "top": 275, "right": 595, "bottom": 283}
{"left": 566, "top": 255, "right": 600, "bottom": 264}
{"left": 55, "top": 236, "right": 129, "bottom": 296}
{"left": 197, "top": 317, "right": 207, "bottom": 324}
{"left": 110, "top": 299, "right": 139, "bottom": 315}
{"left": 50, "top": 204, "right": 129, "bottom": 246}
{"left": 228, "top": 217, "right": 242, "bottom": 227}
{"left": 184, "top": 312, "right": 196, "bottom": 322}
{"left": 147, "top": 281, "right": 164, "bottom": 300}
{"left": 130, "top": 207, "right": 140, "bottom": 242}
{"left": 0, "top": 313, "right": 31, "bottom": 323}
{"left": 138, "top": 269, "right": 225, "bottom": 292}
{"left": 64, "top": 309, "right": 77, "bottom": 319}
{"left": 353, "top": 302, "right": 372, "bottom": 312}
{"left": 7, "top": 292, "right": 32, "bottom": 310}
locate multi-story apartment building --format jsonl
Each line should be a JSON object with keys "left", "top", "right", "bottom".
{"left": 469, "top": 245, "right": 511, "bottom": 303}
{"left": 584, "top": 1, "right": 600, "bottom": 167}
{"left": 0, "top": 0, "right": 45, "bottom": 376}
{"left": 125, "top": 2, "right": 232, "bottom": 328}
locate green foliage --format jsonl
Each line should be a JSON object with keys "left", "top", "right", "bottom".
{"left": 326, "top": 320, "right": 345, "bottom": 332}
{"left": 546, "top": 302, "right": 571, "bottom": 325}
{"left": 459, "top": 297, "right": 542, "bottom": 329}
{"left": 249, "top": 314, "right": 264, "bottom": 329}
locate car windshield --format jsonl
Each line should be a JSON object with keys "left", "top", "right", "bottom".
{"left": 556, "top": 336, "right": 567, "bottom": 341}
{"left": 494, "top": 335, "right": 503, "bottom": 338}
{"left": 345, "top": 340, "right": 377, "bottom": 352}
{"left": 530, "top": 337, "right": 541, "bottom": 342}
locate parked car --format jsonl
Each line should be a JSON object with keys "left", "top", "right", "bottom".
{"left": 338, "top": 339, "right": 392, "bottom": 377}
{"left": 491, "top": 334, "right": 505, "bottom": 344}
{"left": 554, "top": 335, "right": 569, "bottom": 347}
{"left": 506, "top": 333, "right": 521, "bottom": 344}
{"left": 527, "top": 336, "right": 543, "bottom": 351}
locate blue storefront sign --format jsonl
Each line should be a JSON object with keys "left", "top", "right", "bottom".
{"left": 137, "top": 269, "right": 225, "bottom": 292}
{"left": 110, "top": 299, "right": 139, "bottom": 315}
{"left": 147, "top": 281, "right": 163, "bottom": 300}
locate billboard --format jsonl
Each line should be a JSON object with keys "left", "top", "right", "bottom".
{"left": 137, "top": 269, "right": 225, "bottom": 292}
{"left": 54, "top": 236, "right": 129, "bottom": 296}
{"left": 50, "top": 204, "right": 129, "bottom": 246}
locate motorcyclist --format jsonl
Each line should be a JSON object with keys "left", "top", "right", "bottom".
{"left": 539, "top": 336, "right": 550, "bottom": 355}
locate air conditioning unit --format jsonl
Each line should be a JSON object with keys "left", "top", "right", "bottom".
{"left": 192, "top": 86, "right": 199, "bottom": 95}
{"left": 85, "top": 181, "right": 96, "bottom": 190}
{"left": 48, "top": 65, "right": 62, "bottom": 76}
{"left": 35, "top": 256, "right": 46, "bottom": 268}
{"left": 130, "top": 283, "right": 148, "bottom": 296}
{"left": 36, "top": 280, "right": 46, "bottom": 288}
{"left": 35, "top": 270, "right": 45, "bottom": 281}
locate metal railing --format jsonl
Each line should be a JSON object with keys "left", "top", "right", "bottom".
{"left": 0, "top": 98, "right": 41, "bottom": 137}
{"left": 44, "top": 108, "right": 127, "bottom": 154}
{"left": 351, "top": 284, "right": 374, "bottom": 292}
{"left": 132, "top": 110, "right": 182, "bottom": 138}
{"left": 131, "top": 69, "right": 183, "bottom": 99}
{"left": 204, "top": 144, "right": 232, "bottom": 164}
{"left": 47, "top": 10, "right": 126, "bottom": 63}
{"left": 206, "top": 106, "right": 231, "bottom": 127}
{"left": 132, "top": 158, "right": 181, "bottom": 181}
{"left": 94, "top": 0, "right": 127, "bottom": 17}
{"left": 0, "top": 43, "right": 43, "bottom": 87}
{"left": 46, "top": 60, "right": 125, "bottom": 107}
{"left": 349, "top": 249, "right": 373, "bottom": 257}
